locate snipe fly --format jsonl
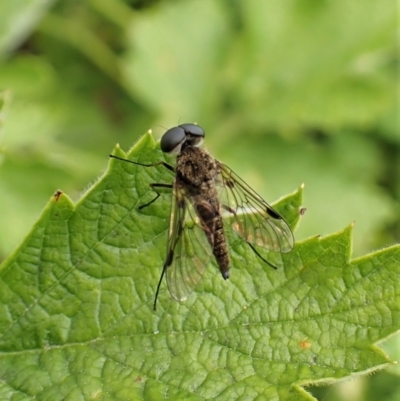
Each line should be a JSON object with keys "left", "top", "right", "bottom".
{"left": 110, "top": 124, "right": 294, "bottom": 309}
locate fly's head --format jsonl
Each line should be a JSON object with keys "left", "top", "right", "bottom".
{"left": 160, "top": 124, "right": 205, "bottom": 155}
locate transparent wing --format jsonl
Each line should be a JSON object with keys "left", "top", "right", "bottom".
{"left": 217, "top": 163, "right": 294, "bottom": 253}
{"left": 165, "top": 182, "right": 212, "bottom": 301}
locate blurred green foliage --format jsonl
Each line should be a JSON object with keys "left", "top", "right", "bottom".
{"left": 0, "top": 0, "right": 398, "bottom": 399}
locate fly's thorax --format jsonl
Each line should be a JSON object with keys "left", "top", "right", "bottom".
{"left": 176, "top": 147, "right": 219, "bottom": 189}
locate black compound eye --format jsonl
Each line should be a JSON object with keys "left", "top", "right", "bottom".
{"left": 179, "top": 123, "right": 205, "bottom": 147}
{"left": 160, "top": 126, "right": 186, "bottom": 153}
{"left": 179, "top": 124, "right": 205, "bottom": 138}
{"left": 160, "top": 123, "right": 205, "bottom": 154}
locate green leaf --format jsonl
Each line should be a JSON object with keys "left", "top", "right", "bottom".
{"left": 0, "top": 133, "right": 399, "bottom": 401}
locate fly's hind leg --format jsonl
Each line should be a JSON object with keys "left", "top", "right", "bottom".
{"left": 246, "top": 242, "right": 278, "bottom": 270}
{"left": 139, "top": 183, "right": 173, "bottom": 210}
{"left": 220, "top": 204, "right": 279, "bottom": 269}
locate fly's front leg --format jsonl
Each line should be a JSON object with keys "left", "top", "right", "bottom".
{"left": 109, "top": 154, "right": 175, "bottom": 172}
{"left": 109, "top": 154, "right": 175, "bottom": 210}
{"left": 139, "top": 183, "right": 173, "bottom": 210}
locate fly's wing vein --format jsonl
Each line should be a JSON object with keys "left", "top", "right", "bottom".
{"left": 165, "top": 182, "right": 212, "bottom": 301}
{"left": 217, "top": 163, "right": 294, "bottom": 253}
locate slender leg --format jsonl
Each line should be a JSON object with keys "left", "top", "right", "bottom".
{"left": 221, "top": 203, "right": 278, "bottom": 269}
{"left": 139, "top": 183, "right": 173, "bottom": 209}
{"left": 246, "top": 242, "right": 278, "bottom": 270}
{"left": 111, "top": 153, "right": 174, "bottom": 309}
{"left": 153, "top": 263, "right": 168, "bottom": 310}
{"left": 221, "top": 204, "right": 236, "bottom": 215}
{"left": 110, "top": 154, "right": 174, "bottom": 208}
{"left": 109, "top": 154, "right": 174, "bottom": 172}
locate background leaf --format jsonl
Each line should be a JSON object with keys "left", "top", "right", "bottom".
{"left": 0, "top": 0, "right": 57, "bottom": 58}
